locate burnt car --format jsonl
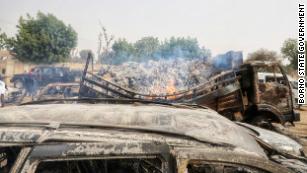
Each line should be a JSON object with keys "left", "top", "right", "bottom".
{"left": 0, "top": 98, "right": 306, "bottom": 173}
{"left": 10, "top": 66, "right": 75, "bottom": 89}
{"left": 36, "top": 82, "right": 80, "bottom": 100}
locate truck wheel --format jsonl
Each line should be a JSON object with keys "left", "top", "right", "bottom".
{"left": 14, "top": 80, "right": 24, "bottom": 89}
{"left": 250, "top": 115, "right": 272, "bottom": 129}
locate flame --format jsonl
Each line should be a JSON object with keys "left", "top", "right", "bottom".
{"left": 102, "top": 74, "right": 112, "bottom": 81}
{"left": 166, "top": 79, "right": 176, "bottom": 94}
{"left": 166, "top": 79, "right": 177, "bottom": 100}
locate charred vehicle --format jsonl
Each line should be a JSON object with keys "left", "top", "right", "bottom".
{"left": 0, "top": 98, "right": 306, "bottom": 173}
{"left": 36, "top": 82, "right": 80, "bottom": 100}
{"left": 79, "top": 55, "right": 299, "bottom": 125}
{"left": 10, "top": 66, "right": 75, "bottom": 89}
{"left": 234, "top": 61, "right": 300, "bottom": 124}
{"left": 195, "top": 61, "right": 300, "bottom": 125}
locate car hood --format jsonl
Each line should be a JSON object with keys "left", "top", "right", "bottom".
{"left": 0, "top": 103, "right": 266, "bottom": 157}
{"left": 237, "top": 122, "right": 304, "bottom": 157}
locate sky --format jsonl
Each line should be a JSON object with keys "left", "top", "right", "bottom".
{"left": 0, "top": 0, "right": 302, "bottom": 58}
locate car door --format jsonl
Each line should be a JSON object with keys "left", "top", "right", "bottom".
{"left": 54, "top": 68, "right": 65, "bottom": 82}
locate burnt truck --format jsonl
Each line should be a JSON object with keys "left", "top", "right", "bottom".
{"left": 79, "top": 55, "right": 300, "bottom": 125}
{"left": 183, "top": 61, "right": 300, "bottom": 125}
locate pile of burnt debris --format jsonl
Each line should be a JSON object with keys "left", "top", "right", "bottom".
{"left": 96, "top": 51, "right": 243, "bottom": 95}
{"left": 97, "top": 58, "right": 214, "bottom": 95}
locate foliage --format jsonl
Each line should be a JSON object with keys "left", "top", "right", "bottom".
{"left": 160, "top": 37, "right": 207, "bottom": 59}
{"left": 246, "top": 49, "right": 281, "bottom": 63}
{"left": 134, "top": 37, "right": 160, "bottom": 60}
{"left": 101, "top": 36, "right": 210, "bottom": 64}
{"left": 0, "top": 29, "right": 7, "bottom": 50}
{"left": 281, "top": 38, "right": 307, "bottom": 70}
{"left": 100, "top": 39, "right": 133, "bottom": 64}
{"left": 109, "top": 39, "right": 135, "bottom": 64}
{"left": 112, "top": 39, "right": 134, "bottom": 57}
{"left": 3, "top": 12, "right": 77, "bottom": 64}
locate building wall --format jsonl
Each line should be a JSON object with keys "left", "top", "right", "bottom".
{"left": 0, "top": 51, "right": 33, "bottom": 85}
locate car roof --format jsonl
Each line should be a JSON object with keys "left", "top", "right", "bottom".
{"left": 0, "top": 103, "right": 265, "bottom": 156}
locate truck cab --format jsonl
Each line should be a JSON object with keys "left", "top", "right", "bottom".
{"left": 239, "top": 61, "right": 300, "bottom": 125}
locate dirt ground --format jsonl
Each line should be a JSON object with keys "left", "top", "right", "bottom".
{"left": 285, "top": 106, "right": 307, "bottom": 152}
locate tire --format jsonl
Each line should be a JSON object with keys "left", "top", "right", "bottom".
{"left": 250, "top": 115, "right": 273, "bottom": 129}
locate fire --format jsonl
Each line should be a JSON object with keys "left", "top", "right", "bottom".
{"left": 166, "top": 79, "right": 176, "bottom": 94}
{"left": 166, "top": 79, "right": 178, "bottom": 100}
{"left": 102, "top": 74, "right": 112, "bottom": 81}
{"left": 148, "top": 79, "right": 177, "bottom": 99}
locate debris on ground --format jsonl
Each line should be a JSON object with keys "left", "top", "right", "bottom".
{"left": 98, "top": 58, "right": 215, "bottom": 95}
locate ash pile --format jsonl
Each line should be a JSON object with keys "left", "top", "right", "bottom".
{"left": 97, "top": 51, "right": 243, "bottom": 95}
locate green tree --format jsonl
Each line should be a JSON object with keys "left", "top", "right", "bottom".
{"left": 134, "top": 37, "right": 160, "bottom": 60}
{"left": 281, "top": 38, "right": 307, "bottom": 70}
{"left": 246, "top": 49, "right": 281, "bottom": 63}
{"left": 3, "top": 12, "right": 77, "bottom": 64}
{"left": 112, "top": 39, "right": 134, "bottom": 57}
{"left": 102, "top": 36, "right": 210, "bottom": 64}
{"left": 104, "top": 39, "right": 134, "bottom": 64}
{"left": 160, "top": 37, "right": 207, "bottom": 59}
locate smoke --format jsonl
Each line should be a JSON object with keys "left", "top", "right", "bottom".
{"left": 99, "top": 51, "right": 242, "bottom": 95}
{"left": 211, "top": 51, "right": 243, "bottom": 70}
